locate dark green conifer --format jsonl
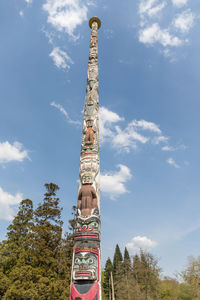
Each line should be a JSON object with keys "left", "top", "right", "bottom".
{"left": 0, "top": 199, "right": 36, "bottom": 298}
{"left": 123, "top": 247, "right": 131, "bottom": 274}
{"left": 103, "top": 257, "right": 113, "bottom": 299}
{"left": 113, "top": 244, "right": 123, "bottom": 277}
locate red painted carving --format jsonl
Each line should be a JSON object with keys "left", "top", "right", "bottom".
{"left": 70, "top": 282, "right": 99, "bottom": 300}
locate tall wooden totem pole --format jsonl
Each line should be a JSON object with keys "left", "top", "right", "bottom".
{"left": 70, "top": 17, "right": 101, "bottom": 300}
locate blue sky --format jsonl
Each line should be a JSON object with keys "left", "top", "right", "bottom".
{"left": 0, "top": 0, "right": 200, "bottom": 277}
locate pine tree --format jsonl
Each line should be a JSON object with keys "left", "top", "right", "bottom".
{"left": 0, "top": 185, "right": 76, "bottom": 299}
{"left": 61, "top": 205, "right": 76, "bottom": 298}
{"left": 32, "top": 183, "right": 66, "bottom": 298}
{"left": 123, "top": 247, "right": 131, "bottom": 274}
{"left": 103, "top": 257, "right": 113, "bottom": 299}
{"left": 0, "top": 199, "right": 37, "bottom": 299}
{"left": 113, "top": 244, "right": 123, "bottom": 278}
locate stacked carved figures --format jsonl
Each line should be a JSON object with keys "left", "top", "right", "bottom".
{"left": 70, "top": 17, "right": 101, "bottom": 300}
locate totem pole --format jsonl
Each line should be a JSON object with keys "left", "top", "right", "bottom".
{"left": 70, "top": 17, "right": 101, "bottom": 300}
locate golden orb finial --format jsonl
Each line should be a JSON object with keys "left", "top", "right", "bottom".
{"left": 89, "top": 17, "right": 101, "bottom": 29}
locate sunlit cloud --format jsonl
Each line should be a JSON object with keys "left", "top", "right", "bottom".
{"left": 167, "top": 157, "right": 180, "bottom": 168}
{"left": 49, "top": 47, "right": 74, "bottom": 70}
{"left": 0, "top": 141, "right": 29, "bottom": 164}
{"left": 127, "top": 236, "right": 157, "bottom": 251}
{"left": 100, "top": 164, "right": 132, "bottom": 200}
{"left": 0, "top": 187, "right": 23, "bottom": 221}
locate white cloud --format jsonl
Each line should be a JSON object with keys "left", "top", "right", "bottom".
{"left": 138, "top": 0, "right": 195, "bottom": 57}
{"left": 0, "top": 141, "right": 29, "bottom": 164}
{"left": 19, "top": 10, "right": 24, "bottom": 17}
{"left": 100, "top": 164, "right": 132, "bottom": 200}
{"left": 126, "top": 236, "right": 157, "bottom": 251}
{"left": 167, "top": 157, "right": 180, "bottom": 168}
{"left": 162, "top": 145, "right": 175, "bottom": 151}
{"left": 50, "top": 101, "right": 80, "bottom": 125}
{"left": 171, "top": 0, "right": 187, "bottom": 7}
{"left": 130, "top": 119, "right": 161, "bottom": 134}
{"left": 49, "top": 47, "right": 73, "bottom": 70}
{"left": 112, "top": 125, "right": 148, "bottom": 152}
{"left": 43, "top": 0, "right": 88, "bottom": 39}
{"left": 173, "top": 10, "right": 195, "bottom": 33}
{"left": 99, "top": 106, "right": 170, "bottom": 153}
{"left": 25, "top": 0, "right": 32, "bottom": 3}
{"left": 139, "top": 0, "right": 166, "bottom": 18}
{"left": 0, "top": 187, "right": 23, "bottom": 221}
{"left": 153, "top": 135, "right": 169, "bottom": 145}
{"left": 139, "top": 23, "right": 182, "bottom": 47}
{"left": 99, "top": 107, "right": 124, "bottom": 142}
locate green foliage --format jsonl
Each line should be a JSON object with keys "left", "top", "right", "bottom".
{"left": 182, "top": 256, "right": 200, "bottom": 299}
{"left": 103, "top": 246, "right": 195, "bottom": 300}
{"left": 103, "top": 257, "right": 113, "bottom": 299}
{"left": 113, "top": 244, "right": 123, "bottom": 278}
{"left": 0, "top": 184, "right": 75, "bottom": 299}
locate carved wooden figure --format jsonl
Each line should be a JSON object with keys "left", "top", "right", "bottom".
{"left": 78, "top": 184, "right": 98, "bottom": 217}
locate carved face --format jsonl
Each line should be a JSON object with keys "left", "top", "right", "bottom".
{"left": 81, "top": 174, "right": 92, "bottom": 184}
{"left": 73, "top": 248, "right": 98, "bottom": 281}
{"left": 74, "top": 216, "right": 101, "bottom": 242}
{"left": 86, "top": 120, "right": 93, "bottom": 127}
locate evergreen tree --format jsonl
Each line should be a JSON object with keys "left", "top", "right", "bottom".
{"left": 123, "top": 247, "right": 131, "bottom": 274}
{"left": 113, "top": 244, "right": 123, "bottom": 299}
{"left": 0, "top": 185, "right": 76, "bottom": 299}
{"left": 103, "top": 257, "right": 113, "bottom": 299}
{"left": 113, "top": 244, "right": 123, "bottom": 278}
{"left": 0, "top": 199, "right": 35, "bottom": 299}
{"left": 32, "top": 183, "right": 66, "bottom": 298}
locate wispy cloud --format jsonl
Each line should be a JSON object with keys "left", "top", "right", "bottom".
{"left": 153, "top": 135, "right": 169, "bottom": 145}
{"left": 43, "top": 0, "right": 88, "bottom": 40}
{"left": 0, "top": 141, "right": 29, "bottom": 164}
{"left": 99, "top": 107, "right": 186, "bottom": 163}
{"left": 130, "top": 119, "right": 161, "bottom": 134}
{"left": 162, "top": 144, "right": 186, "bottom": 151}
{"left": 99, "top": 107, "right": 124, "bottom": 143}
{"left": 138, "top": 0, "right": 196, "bottom": 58}
{"left": 139, "top": 0, "right": 166, "bottom": 19}
{"left": 100, "top": 164, "right": 132, "bottom": 200}
{"left": 173, "top": 9, "right": 195, "bottom": 33}
{"left": 0, "top": 187, "right": 23, "bottom": 221}
{"left": 50, "top": 102, "right": 81, "bottom": 125}
{"left": 162, "top": 145, "right": 176, "bottom": 151}
{"left": 126, "top": 236, "right": 157, "bottom": 251}
{"left": 167, "top": 157, "right": 180, "bottom": 168}
{"left": 171, "top": 0, "right": 187, "bottom": 8}
{"left": 99, "top": 106, "right": 169, "bottom": 152}
{"left": 25, "top": 0, "right": 32, "bottom": 3}
{"left": 139, "top": 23, "right": 182, "bottom": 47}
{"left": 49, "top": 47, "right": 73, "bottom": 70}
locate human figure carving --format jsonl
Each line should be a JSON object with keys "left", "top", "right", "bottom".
{"left": 78, "top": 184, "right": 98, "bottom": 217}
{"left": 85, "top": 122, "right": 95, "bottom": 145}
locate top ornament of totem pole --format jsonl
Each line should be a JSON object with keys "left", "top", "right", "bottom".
{"left": 89, "top": 17, "right": 101, "bottom": 29}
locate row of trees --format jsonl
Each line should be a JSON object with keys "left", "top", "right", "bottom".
{"left": 1, "top": 184, "right": 200, "bottom": 299}
{"left": 0, "top": 183, "right": 74, "bottom": 299}
{"left": 102, "top": 245, "right": 200, "bottom": 300}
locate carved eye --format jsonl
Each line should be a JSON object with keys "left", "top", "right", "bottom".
{"left": 93, "top": 222, "right": 97, "bottom": 228}
{"left": 75, "top": 258, "right": 80, "bottom": 264}
{"left": 88, "top": 258, "right": 94, "bottom": 264}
